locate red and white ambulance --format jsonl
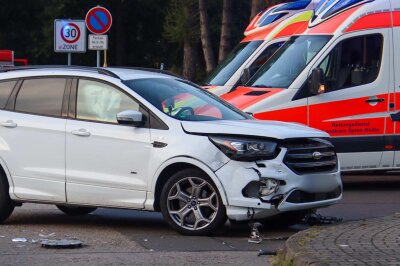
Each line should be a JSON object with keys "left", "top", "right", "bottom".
{"left": 0, "top": 50, "right": 28, "bottom": 66}
{"left": 222, "top": 0, "right": 400, "bottom": 172}
{"left": 203, "top": 0, "right": 320, "bottom": 96}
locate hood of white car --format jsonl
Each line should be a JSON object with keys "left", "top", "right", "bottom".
{"left": 181, "top": 119, "right": 329, "bottom": 139}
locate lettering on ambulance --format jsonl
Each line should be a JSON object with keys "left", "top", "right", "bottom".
{"left": 306, "top": 6, "right": 361, "bottom": 34}
{"left": 308, "top": 94, "right": 388, "bottom": 137}
{"left": 345, "top": 12, "right": 392, "bottom": 33}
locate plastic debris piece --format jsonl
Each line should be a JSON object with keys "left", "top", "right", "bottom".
{"left": 39, "top": 233, "right": 55, "bottom": 238}
{"left": 303, "top": 214, "right": 343, "bottom": 225}
{"left": 258, "top": 249, "right": 277, "bottom": 256}
{"left": 0, "top": 235, "right": 5, "bottom": 238}
{"left": 338, "top": 244, "right": 349, "bottom": 248}
{"left": 143, "top": 238, "right": 148, "bottom": 242}
{"left": 41, "top": 239, "right": 83, "bottom": 249}
{"left": 12, "top": 238, "right": 28, "bottom": 243}
{"left": 263, "top": 236, "right": 289, "bottom": 241}
{"left": 248, "top": 222, "right": 263, "bottom": 244}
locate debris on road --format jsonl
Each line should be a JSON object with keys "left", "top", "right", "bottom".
{"left": 258, "top": 249, "right": 277, "bottom": 256}
{"left": 12, "top": 238, "right": 28, "bottom": 243}
{"left": 41, "top": 239, "right": 83, "bottom": 249}
{"left": 39, "top": 232, "right": 55, "bottom": 238}
{"left": 248, "top": 222, "right": 263, "bottom": 244}
{"left": 303, "top": 214, "right": 343, "bottom": 225}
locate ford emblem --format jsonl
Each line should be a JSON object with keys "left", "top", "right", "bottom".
{"left": 312, "top": 151, "right": 323, "bottom": 160}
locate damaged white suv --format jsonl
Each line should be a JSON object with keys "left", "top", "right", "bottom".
{"left": 0, "top": 67, "right": 342, "bottom": 235}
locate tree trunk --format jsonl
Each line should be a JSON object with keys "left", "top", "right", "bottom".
{"left": 250, "top": 0, "right": 263, "bottom": 20}
{"left": 199, "top": 0, "right": 215, "bottom": 73}
{"left": 182, "top": 2, "right": 198, "bottom": 81}
{"left": 218, "top": 0, "right": 233, "bottom": 63}
{"left": 115, "top": 0, "right": 128, "bottom": 66}
{"left": 183, "top": 41, "right": 197, "bottom": 81}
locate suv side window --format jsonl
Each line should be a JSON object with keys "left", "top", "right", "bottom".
{"left": 15, "top": 78, "right": 66, "bottom": 117}
{"left": 248, "top": 41, "right": 284, "bottom": 76}
{"left": 0, "top": 81, "right": 16, "bottom": 109}
{"left": 76, "top": 79, "right": 139, "bottom": 124}
{"left": 317, "top": 34, "right": 383, "bottom": 92}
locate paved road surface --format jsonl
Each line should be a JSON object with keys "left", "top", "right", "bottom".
{"left": 0, "top": 174, "right": 399, "bottom": 265}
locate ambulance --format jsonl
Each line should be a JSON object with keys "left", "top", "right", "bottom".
{"left": 203, "top": 0, "right": 320, "bottom": 96}
{"left": 222, "top": 0, "right": 400, "bottom": 172}
{"left": 0, "top": 50, "right": 28, "bottom": 66}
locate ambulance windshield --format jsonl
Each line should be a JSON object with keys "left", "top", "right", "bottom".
{"left": 248, "top": 35, "right": 331, "bottom": 88}
{"left": 203, "top": 40, "right": 262, "bottom": 86}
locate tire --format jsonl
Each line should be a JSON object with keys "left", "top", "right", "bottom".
{"left": 0, "top": 172, "right": 15, "bottom": 223}
{"left": 56, "top": 205, "right": 97, "bottom": 216}
{"left": 261, "top": 210, "right": 310, "bottom": 228}
{"left": 160, "top": 168, "right": 226, "bottom": 235}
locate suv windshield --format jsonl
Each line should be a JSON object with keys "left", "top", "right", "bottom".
{"left": 124, "top": 78, "right": 248, "bottom": 121}
{"left": 248, "top": 35, "right": 332, "bottom": 88}
{"left": 203, "top": 41, "right": 263, "bottom": 86}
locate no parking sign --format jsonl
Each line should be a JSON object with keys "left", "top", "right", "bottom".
{"left": 54, "top": 20, "right": 86, "bottom": 53}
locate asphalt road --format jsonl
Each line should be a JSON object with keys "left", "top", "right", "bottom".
{"left": 0, "top": 174, "right": 399, "bottom": 265}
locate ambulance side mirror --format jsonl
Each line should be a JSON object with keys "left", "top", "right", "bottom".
{"left": 308, "top": 68, "right": 326, "bottom": 96}
{"left": 240, "top": 68, "right": 251, "bottom": 85}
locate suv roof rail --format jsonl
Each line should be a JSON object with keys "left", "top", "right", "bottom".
{"left": 0, "top": 65, "right": 121, "bottom": 79}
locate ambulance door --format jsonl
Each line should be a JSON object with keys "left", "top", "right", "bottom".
{"left": 392, "top": 25, "right": 400, "bottom": 168}
{"left": 307, "top": 29, "right": 391, "bottom": 171}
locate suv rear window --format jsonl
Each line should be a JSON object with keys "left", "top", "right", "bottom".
{"left": 15, "top": 78, "right": 66, "bottom": 117}
{"left": 0, "top": 81, "right": 16, "bottom": 109}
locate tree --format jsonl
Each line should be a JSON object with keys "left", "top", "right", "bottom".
{"left": 218, "top": 0, "right": 232, "bottom": 63}
{"left": 164, "top": 0, "right": 199, "bottom": 80}
{"left": 250, "top": 0, "right": 263, "bottom": 20}
{"left": 199, "top": 0, "right": 215, "bottom": 73}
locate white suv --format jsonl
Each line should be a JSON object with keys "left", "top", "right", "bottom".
{"left": 0, "top": 67, "right": 342, "bottom": 235}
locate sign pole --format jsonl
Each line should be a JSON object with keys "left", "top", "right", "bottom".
{"left": 96, "top": 50, "right": 100, "bottom": 67}
{"left": 68, "top": 53, "right": 71, "bottom": 66}
{"left": 103, "top": 50, "right": 107, "bottom": 67}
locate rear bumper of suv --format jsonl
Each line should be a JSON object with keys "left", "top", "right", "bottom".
{"left": 214, "top": 145, "right": 342, "bottom": 221}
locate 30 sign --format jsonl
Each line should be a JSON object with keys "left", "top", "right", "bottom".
{"left": 54, "top": 20, "right": 86, "bottom": 53}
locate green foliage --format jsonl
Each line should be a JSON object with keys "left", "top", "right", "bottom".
{"left": 164, "top": 0, "right": 199, "bottom": 44}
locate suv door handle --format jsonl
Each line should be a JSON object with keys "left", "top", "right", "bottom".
{"left": 0, "top": 120, "right": 17, "bottom": 128}
{"left": 71, "top": 129, "right": 91, "bottom": 137}
{"left": 365, "top": 97, "right": 385, "bottom": 103}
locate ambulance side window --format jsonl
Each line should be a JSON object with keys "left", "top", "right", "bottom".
{"left": 317, "top": 34, "right": 383, "bottom": 93}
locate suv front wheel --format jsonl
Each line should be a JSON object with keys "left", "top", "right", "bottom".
{"left": 160, "top": 169, "right": 226, "bottom": 235}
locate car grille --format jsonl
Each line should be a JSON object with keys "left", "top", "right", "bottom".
{"left": 286, "top": 186, "right": 342, "bottom": 203}
{"left": 282, "top": 138, "right": 338, "bottom": 175}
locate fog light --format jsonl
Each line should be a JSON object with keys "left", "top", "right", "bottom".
{"left": 259, "top": 178, "right": 279, "bottom": 196}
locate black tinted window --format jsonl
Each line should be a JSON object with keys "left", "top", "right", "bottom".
{"left": 0, "top": 81, "right": 16, "bottom": 108}
{"left": 317, "top": 34, "right": 383, "bottom": 92}
{"left": 15, "top": 79, "right": 66, "bottom": 117}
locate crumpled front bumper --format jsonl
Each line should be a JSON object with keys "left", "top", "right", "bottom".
{"left": 214, "top": 147, "right": 342, "bottom": 221}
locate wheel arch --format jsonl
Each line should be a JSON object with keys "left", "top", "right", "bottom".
{"left": 148, "top": 157, "right": 228, "bottom": 211}
{"left": 0, "top": 157, "right": 14, "bottom": 195}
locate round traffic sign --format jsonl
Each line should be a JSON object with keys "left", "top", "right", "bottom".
{"left": 85, "top": 6, "right": 112, "bottom": 34}
{"left": 60, "top": 23, "right": 81, "bottom": 44}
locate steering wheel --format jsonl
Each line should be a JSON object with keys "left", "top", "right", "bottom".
{"left": 174, "top": 107, "right": 195, "bottom": 118}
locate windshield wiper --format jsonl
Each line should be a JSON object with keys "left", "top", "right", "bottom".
{"left": 251, "top": 84, "right": 275, "bottom": 88}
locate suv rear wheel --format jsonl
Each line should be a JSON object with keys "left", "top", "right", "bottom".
{"left": 160, "top": 169, "right": 226, "bottom": 235}
{"left": 0, "top": 172, "right": 15, "bottom": 223}
{"left": 56, "top": 205, "right": 97, "bottom": 216}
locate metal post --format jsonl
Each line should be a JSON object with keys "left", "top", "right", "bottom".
{"left": 68, "top": 53, "right": 71, "bottom": 66}
{"left": 103, "top": 49, "right": 107, "bottom": 67}
{"left": 96, "top": 50, "right": 100, "bottom": 67}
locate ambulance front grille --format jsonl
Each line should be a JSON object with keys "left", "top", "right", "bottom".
{"left": 282, "top": 138, "right": 338, "bottom": 175}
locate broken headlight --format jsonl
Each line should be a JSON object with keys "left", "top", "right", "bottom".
{"left": 209, "top": 136, "right": 278, "bottom": 161}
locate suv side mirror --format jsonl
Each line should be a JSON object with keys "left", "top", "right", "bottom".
{"left": 117, "top": 110, "right": 145, "bottom": 127}
{"left": 240, "top": 68, "right": 251, "bottom": 85}
{"left": 308, "top": 68, "right": 326, "bottom": 96}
